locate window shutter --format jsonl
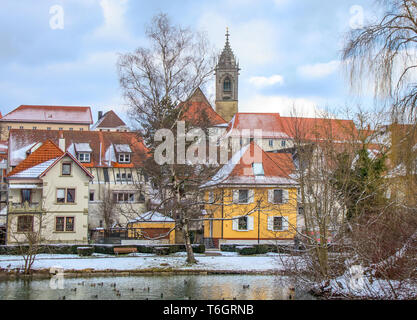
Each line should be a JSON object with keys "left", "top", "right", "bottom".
{"left": 232, "top": 217, "right": 238, "bottom": 231}
{"left": 268, "top": 190, "right": 274, "bottom": 203}
{"left": 283, "top": 190, "right": 289, "bottom": 203}
{"left": 283, "top": 217, "right": 289, "bottom": 231}
{"left": 248, "top": 189, "right": 254, "bottom": 203}
{"left": 232, "top": 190, "right": 239, "bottom": 204}
{"left": 267, "top": 216, "right": 273, "bottom": 231}
{"left": 248, "top": 216, "right": 254, "bottom": 231}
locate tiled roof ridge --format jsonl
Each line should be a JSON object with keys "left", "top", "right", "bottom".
{"left": 7, "top": 139, "right": 64, "bottom": 177}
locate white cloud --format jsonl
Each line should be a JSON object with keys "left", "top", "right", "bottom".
{"left": 249, "top": 75, "right": 284, "bottom": 87}
{"left": 93, "top": 0, "right": 130, "bottom": 41}
{"left": 240, "top": 94, "right": 324, "bottom": 117}
{"left": 297, "top": 60, "right": 340, "bottom": 79}
{"left": 198, "top": 12, "right": 281, "bottom": 67}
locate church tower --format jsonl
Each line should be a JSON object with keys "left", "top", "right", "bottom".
{"left": 215, "top": 28, "right": 240, "bottom": 122}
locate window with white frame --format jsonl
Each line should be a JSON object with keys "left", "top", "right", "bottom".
{"left": 269, "top": 139, "right": 274, "bottom": 147}
{"left": 269, "top": 189, "right": 288, "bottom": 204}
{"left": 116, "top": 172, "right": 133, "bottom": 182}
{"left": 78, "top": 153, "right": 91, "bottom": 163}
{"left": 208, "top": 191, "right": 214, "bottom": 203}
{"left": 238, "top": 190, "right": 249, "bottom": 203}
{"left": 238, "top": 216, "right": 248, "bottom": 230}
{"left": 113, "top": 192, "right": 135, "bottom": 203}
{"left": 268, "top": 216, "right": 288, "bottom": 231}
{"left": 118, "top": 153, "right": 131, "bottom": 163}
{"left": 281, "top": 140, "right": 286, "bottom": 147}
{"left": 273, "top": 216, "right": 283, "bottom": 231}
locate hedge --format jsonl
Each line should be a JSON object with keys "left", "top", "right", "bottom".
{"left": 220, "top": 243, "right": 293, "bottom": 254}
{"left": 0, "top": 243, "right": 205, "bottom": 255}
{"left": 77, "top": 247, "right": 94, "bottom": 256}
{"left": 236, "top": 246, "right": 257, "bottom": 255}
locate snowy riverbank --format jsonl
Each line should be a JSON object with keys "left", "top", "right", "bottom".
{"left": 0, "top": 252, "right": 293, "bottom": 273}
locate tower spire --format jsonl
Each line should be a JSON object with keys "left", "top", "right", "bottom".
{"left": 225, "top": 27, "right": 230, "bottom": 44}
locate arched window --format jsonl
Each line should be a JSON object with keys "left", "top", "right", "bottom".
{"left": 223, "top": 77, "right": 232, "bottom": 92}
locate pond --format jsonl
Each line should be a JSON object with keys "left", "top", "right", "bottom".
{"left": 0, "top": 275, "right": 316, "bottom": 300}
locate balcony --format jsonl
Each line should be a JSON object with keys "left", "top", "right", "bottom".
{"left": 8, "top": 201, "right": 42, "bottom": 213}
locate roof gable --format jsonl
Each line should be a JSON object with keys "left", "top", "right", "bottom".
{"left": 92, "top": 110, "right": 127, "bottom": 129}
{"left": 181, "top": 88, "right": 226, "bottom": 126}
{"left": 7, "top": 140, "right": 64, "bottom": 178}
{"left": 202, "top": 142, "right": 297, "bottom": 187}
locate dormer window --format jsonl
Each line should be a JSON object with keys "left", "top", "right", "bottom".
{"left": 78, "top": 153, "right": 90, "bottom": 163}
{"left": 74, "top": 143, "right": 92, "bottom": 163}
{"left": 252, "top": 163, "right": 264, "bottom": 176}
{"left": 118, "top": 153, "right": 131, "bottom": 163}
{"left": 114, "top": 144, "right": 132, "bottom": 164}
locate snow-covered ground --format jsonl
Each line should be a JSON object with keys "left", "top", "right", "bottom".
{"left": 313, "top": 272, "right": 417, "bottom": 299}
{"left": 0, "top": 252, "right": 292, "bottom": 273}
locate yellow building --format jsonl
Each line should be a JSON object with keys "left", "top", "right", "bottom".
{"left": 126, "top": 211, "right": 176, "bottom": 244}
{"left": 0, "top": 105, "right": 92, "bottom": 139}
{"left": 202, "top": 142, "right": 298, "bottom": 248}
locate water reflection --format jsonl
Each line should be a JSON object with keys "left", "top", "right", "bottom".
{"left": 0, "top": 275, "right": 315, "bottom": 300}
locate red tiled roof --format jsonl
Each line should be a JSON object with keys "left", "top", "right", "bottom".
{"left": 180, "top": 88, "right": 226, "bottom": 126}
{"left": 227, "top": 113, "right": 358, "bottom": 141}
{"left": 93, "top": 110, "right": 127, "bottom": 129}
{"left": 230, "top": 142, "right": 294, "bottom": 178}
{"left": 0, "top": 105, "right": 93, "bottom": 124}
{"left": 7, "top": 140, "right": 63, "bottom": 177}
{"left": 8, "top": 129, "right": 148, "bottom": 168}
{"left": 266, "top": 153, "right": 295, "bottom": 177}
{"left": 278, "top": 116, "right": 358, "bottom": 141}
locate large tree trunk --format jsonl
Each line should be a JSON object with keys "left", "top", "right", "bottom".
{"left": 182, "top": 221, "right": 197, "bottom": 264}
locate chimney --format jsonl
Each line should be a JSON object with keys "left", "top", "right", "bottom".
{"left": 58, "top": 135, "right": 66, "bottom": 152}
{"left": 98, "top": 111, "right": 103, "bottom": 120}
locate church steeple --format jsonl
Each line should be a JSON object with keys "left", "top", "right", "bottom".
{"left": 215, "top": 28, "right": 240, "bottom": 122}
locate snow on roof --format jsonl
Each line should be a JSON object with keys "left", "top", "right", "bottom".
{"left": 104, "top": 144, "right": 117, "bottom": 165}
{"left": 0, "top": 105, "right": 93, "bottom": 124}
{"left": 74, "top": 143, "right": 92, "bottom": 153}
{"left": 9, "top": 158, "right": 58, "bottom": 178}
{"left": 114, "top": 144, "right": 132, "bottom": 153}
{"left": 91, "top": 110, "right": 127, "bottom": 130}
{"left": 128, "top": 211, "right": 175, "bottom": 223}
{"left": 201, "top": 144, "right": 250, "bottom": 188}
{"left": 8, "top": 184, "right": 42, "bottom": 189}
{"left": 10, "top": 143, "right": 37, "bottom": 166}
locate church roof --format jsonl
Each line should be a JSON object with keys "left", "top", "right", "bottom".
{"left": 180, "top": 88, "right": 227, "bottom": 126}
{"left": 216, "top": 28, "right": 238, "bottom": 70}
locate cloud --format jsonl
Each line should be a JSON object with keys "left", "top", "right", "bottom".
{"left": 249, "top": 75, "right": 284, "bottom": 87}
{"left": 240, "top": 94, "right": 324, "bottom": 117}
{"left": 198, "top": 12, "right": 281, "bottom": 67}
{"left": 93, "top": 0, "right": 131, "bottom": 41}
{"left": 297, "top": 60, "right": 340, "bottom": 79}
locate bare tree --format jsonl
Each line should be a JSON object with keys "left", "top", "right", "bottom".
{"left": 343, "top": 0, "right": 417, "bottom": 121}
{"left": 97, "top": 186, "right": 117, "bottom": 230}
{"left": 118, "top": 13, "right": 217, "bottom": 264}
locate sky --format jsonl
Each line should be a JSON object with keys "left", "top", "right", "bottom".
{"left": 0, "top": 0, "right": 380, "bottom": 126}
